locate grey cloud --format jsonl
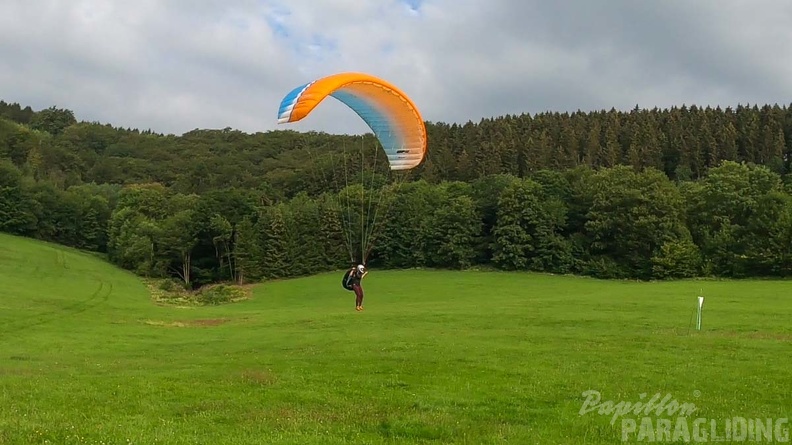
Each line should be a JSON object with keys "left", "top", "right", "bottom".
{"left": 1, "top": 0, "right": 791, "bottom": 136}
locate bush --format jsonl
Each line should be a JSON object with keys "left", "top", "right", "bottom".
{"left": 651, "top": 239, "right": 703, "bottom": 279}
{"left": 146, "top": 279, "right": 249, "bottom": 306}
{"left": 194, "top": 284, "right": 247, "bottom": 306}
{"left": 158, "top": 279, "right": 184, "bottom": 293}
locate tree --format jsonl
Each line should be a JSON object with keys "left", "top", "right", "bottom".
{"left": 159, "top": 201, "right": 201, "bottom": 287}
{"left": 106, "top": 208, "right": 161, "bottom": 276}
{"left": 427, "top": 195, "right": 481, "bottom": 269}
{"left": 209, "top": 214, "right": 235, "bottom": 281}
{"left": 0, "top": 160, "right": 37, "bottom": 234}
{"left": 741, "top": 191, "right": 792, "bottom": 276}
{"left": 491, "top": 177, "right": 574, "bottom": 273}
{"left": 651, "top": 238, "right": 703, "bottom": 279}
{"left": 683, "top": 161, "right": 784, "bottom": 276}
{"left": 282, "top": 193, "right": 325, "bottom": 276}
{"left": 583, "top": 166, "right": 686, "bottom": 279}
{"left": 469, "top": 174, "right": 520, "bottom": 264}
{"left": 29, "top": 106, "right": 77, "bottom": 136}
{"left": 491, "top": 179, "right": 542, "bottom": 270}
{"left": 318, "top": 194, "right": 349, "bottom": 269}
{"left": 259, "top": 205, "right": 289, "bottom": 279}
{"left": 370, "top": 181, "right": 435, "bottom": 268}
{"left": 233, "top": 217, "right": 262, "bottom": 284}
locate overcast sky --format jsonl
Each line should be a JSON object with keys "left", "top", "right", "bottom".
{"left": 2, "top": 0, "right": 792, "bottom": 136}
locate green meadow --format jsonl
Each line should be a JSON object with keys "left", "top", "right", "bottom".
{"left": 1, "top": 232, "right": 790, "bottom": 444}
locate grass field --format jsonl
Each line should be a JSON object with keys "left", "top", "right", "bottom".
{"left": 1, "top": 232, "right": 790, "bottom": 444}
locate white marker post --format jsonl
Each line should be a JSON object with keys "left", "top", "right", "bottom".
{"left": 696, "top": 295, "right": 704, "bottom": 331}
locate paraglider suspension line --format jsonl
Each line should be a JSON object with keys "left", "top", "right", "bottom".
{"left": 361, "top": 135, "right": 384, "bottom": 264}
{"left": 340, "top": 141, "right": 356, "bottom": 264}
{"left": 362, "top": 169, "right": 408, "bottom": 263}
{"left": 360, "top": 137, "right": 366, "bottom": 264}
{"left": 305, "top": 138, "right": 356, "bottom": 264}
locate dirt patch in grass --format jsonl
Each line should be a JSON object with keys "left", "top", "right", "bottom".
{"left": 142, "top": 318, "right": 231, "bottom": 328}
{"left": 239, "top": 369, "right": 278, "bottom": 386}
{"left": 191, "top": 318, "right": 229, "bottom": 326}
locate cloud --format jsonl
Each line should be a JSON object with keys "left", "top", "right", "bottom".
{"left": 1, "top": 0, "right": 791, "bottom": 136}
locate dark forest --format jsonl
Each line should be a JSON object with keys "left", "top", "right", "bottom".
{"left": 3, "top": 99, "right": 792, "bottom": 288}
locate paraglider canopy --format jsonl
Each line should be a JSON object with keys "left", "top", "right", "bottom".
{"left": 277, "top": 72, "right": 427, "bottom": 170}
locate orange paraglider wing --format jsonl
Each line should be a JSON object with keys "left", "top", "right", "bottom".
{"left": 277, "top": 72, "right": 427, "bottom": 170}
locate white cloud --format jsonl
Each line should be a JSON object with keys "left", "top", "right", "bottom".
{"left": 2, "top": 0, "right": 792, "bottom": 136}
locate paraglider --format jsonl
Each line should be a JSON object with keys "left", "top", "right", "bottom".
{"left": 277, "top": 72, "right": 427, "bottom": 171}
{"left": 276, "top": 72, "right": 428, "bottom": 269}
{"left": 341, "top": 264, "right": 368, "bottom": 311}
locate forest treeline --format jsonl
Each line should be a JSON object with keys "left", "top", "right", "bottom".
{"left": 2, "top": 99, "right": 792, "bottom": 287}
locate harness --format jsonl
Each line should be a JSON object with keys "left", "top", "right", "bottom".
{"left": 341, "top": 268, "right": 356, "bottom": 291}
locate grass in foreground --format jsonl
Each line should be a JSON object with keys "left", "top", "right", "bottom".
{"left": 0, "top": 233, "right": 790, "bottom": 444}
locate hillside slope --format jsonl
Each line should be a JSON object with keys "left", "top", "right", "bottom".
{"left": 0, "top": 233, "right": 152, "bottom": 340}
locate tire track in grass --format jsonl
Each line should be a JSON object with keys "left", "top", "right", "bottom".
{"left": 2, "top": 246, "right": 68, "bottom": 280}
{"left": 1, "top": 241, "right": 116, "bottom": 340}
{"left": 52, "top": 248, "right": 67, "bottom": 278}
{"left": 0, "top": 277, "right": 113, "bottom": 340}
{"left": 0, "top": 246, "right": 83, "bottom": 331}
